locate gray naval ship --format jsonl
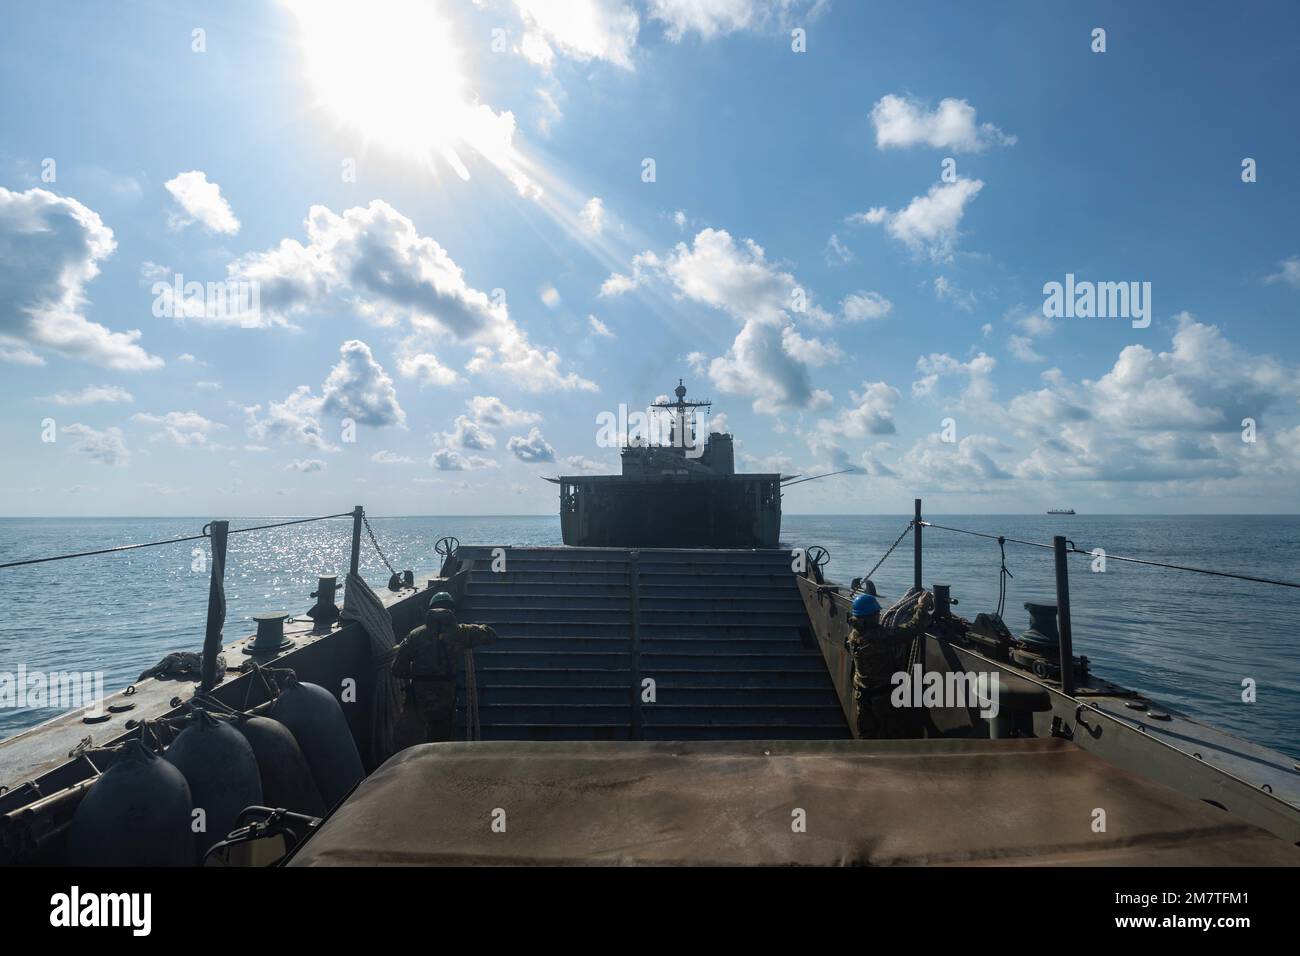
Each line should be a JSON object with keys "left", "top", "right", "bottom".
{"left": 551, "top": 381, "right": 782, "bottom": 549}
{"left": 2, "top": 414, "right": 1299, "bottom": 865}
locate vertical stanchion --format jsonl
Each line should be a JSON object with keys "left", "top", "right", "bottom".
{"left": 199, "top": 520, "right": 229, "bottom": 694}
{"left": 350, "top": 505, "right": 363, "bottom": 578}
{"left": 913, "top": 498, "right": 923, "bottom": 592}
{"left": 1053, "top": 535, "right": 1076, "bottom": 696}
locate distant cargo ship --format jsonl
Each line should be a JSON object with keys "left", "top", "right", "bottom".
{"left": 1047, "top": 508, "right": 1076, "bottom": 515}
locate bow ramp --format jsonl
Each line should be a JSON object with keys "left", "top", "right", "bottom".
{"left": 453, "top": 547, "right": 849, "bottom": 741}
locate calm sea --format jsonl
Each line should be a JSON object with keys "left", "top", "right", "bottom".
{"left": 1, "top": 514, "right": 1297, "bottom": 759}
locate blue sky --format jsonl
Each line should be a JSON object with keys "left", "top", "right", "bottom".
{"left": 3, "top": 0, "right": 1300, "bottom": 516}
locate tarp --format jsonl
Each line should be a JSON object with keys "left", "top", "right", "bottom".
{"left": 288, "top": 738, "right": 1300, "bottom": 866}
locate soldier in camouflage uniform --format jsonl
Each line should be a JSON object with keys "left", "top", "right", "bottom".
{"left": 392, "top": 592, "right": 497, "bottom": 743}
{"left": 845, "top": 590, "right": 934, "bottom": 739}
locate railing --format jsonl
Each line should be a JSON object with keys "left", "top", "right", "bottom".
{"left": 857, "top": 498, "right": 1300, "bottom": 699}
{"left": 0, "top": 505, "right": 376, "bottom": 697}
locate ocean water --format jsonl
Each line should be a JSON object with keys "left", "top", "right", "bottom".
{"left": 0, "top": 514, "right": 1297, "bottom": 760}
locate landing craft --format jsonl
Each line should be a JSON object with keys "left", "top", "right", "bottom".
{"left": 1, "top": 388, "right": 1299, "bottom": 869}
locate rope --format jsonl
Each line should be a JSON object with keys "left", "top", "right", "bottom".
{"left": 0, "top": 511, "right": 355, "bottom": 570}
{"left": 997, "top": 536, "right": 1013, "bottom": 618}
{"left": 851, "top": 519, "right": 915, "bottom": 594}
{"left": 922, "top": 521, "right": 1300, "bottom": 592}
{"left": 463, "top": 650, "right": 481, "bottom": 742}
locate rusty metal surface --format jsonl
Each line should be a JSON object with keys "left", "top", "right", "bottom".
{"left": 288, "top": 738, "right": 1300, "bottom": 866}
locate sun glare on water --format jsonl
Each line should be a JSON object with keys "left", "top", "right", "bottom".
{"left": 286, "top": 0, "right": 476, "bottom": 177}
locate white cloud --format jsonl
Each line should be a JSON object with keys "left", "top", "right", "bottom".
{"left": 603, "top": 228, "right": 836, "bottom": 413}
{"left": 1265, "top": 256, "right": 1300, "bottom": 289}
{"left": 841, "top": 291, "right": 893, "bottom": 322}
{"left": 507, "top": 426, "right": 557, "bottom": 462}
{"left": 133, "top": 410, "right": 225, "bottom": 447}
{"left": 1007, "top": 334, "right": 1045, "bottom": 363}
{"left": 588, "top": 314, "right": 615, "bottom": 339}
{"left": 285, "top": 458, "right": 326, "bottom": 473}
{"left": 912, "top": 351, "right": 998, "bottom": 406}
{"left": 648, "top": 0, "right": 823, "bottom": 41}
{"left": 579, "top": 196, "right": 605, "bottom": 235}
{"left": 564, "top": 454, "right": 607, "bottom": 472}
{"left": 371, "top": 450, "right": 414, "bottom": 464}
{"left": 444, "top": 414, "right": 497, "bottom": 450}
{"left": 466, "top": 395, "right": 542, "bottom": 427}
{"left": 539, "top": 283, "right": 561, "bottom": 308}
{"left": 535, "top": 86, "right": 563, "bottom": 136}
{"left": 513, "top": 0, "right": 639, "bottom": 69}
{"left": 164, "top": 170, "right": 240, "bottom": 234}
{"left": 824, "top": 233, "right": 852, "bottom": 265}
{"left": 807, "top": 382, "right": 901, "bottom": 459}
{"left": 0, "top": 187, "right": 161, "bottom": 370}
{"left": 934, "top": 275, "right": 976, "bottom": 310}
{"left": 397, "top": 348, "right": 461, "bottom": 387}
{"left": 42, "top": 385, "right": 134, "bottom": 406}
{"left": 246, "top": 339, "right": 403, "bottom": 448}
{"left": 230, "top": 200, "right": 593, "bottom": 391}
{"left": 245, "top": 386, "right": 335, "bottom": 451}
{"left": 870, "top": 94, "right": 1015, "bottom": 152}
{"left": 855, "top": 178, "right": 983, "bottom": 261}
{"left": 430, "top": 447, "right": 496, "bottom": 471}
{"left": 321, "top": 339, "right": 406, "bottom": 428}
{"left": 63, "top": 423, "right": 129, "bottom": 466}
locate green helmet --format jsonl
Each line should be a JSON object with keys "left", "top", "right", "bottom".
{"left": 428, "top": 591, "right": 456, "bottom": 611}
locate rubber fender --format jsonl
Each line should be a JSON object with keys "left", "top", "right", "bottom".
{"left": 164, "top": 710, "right": 263, "bottom": 863}
{"left": 66, "top": 739, "right": 195, "bottom": 866}
{"left": 270, "top": 679, "right": 364, "bottom": 808}
{"left": 233, "top": 714, "right": 327, "bottom": 817}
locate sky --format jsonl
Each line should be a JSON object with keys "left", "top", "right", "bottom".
{"left": 3, "top": 0, "right": 1300, "bottom": 517}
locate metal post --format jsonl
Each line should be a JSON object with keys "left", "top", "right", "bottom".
{"left": 349, "top": 505, "right": 363, "bottom": 578}
{"left": 199, "top": 520, "right": 229, "bottom": 694}
{"left": 1053, "top": 535, "right": 1076, "bottom": 696}
{"left": 913, "top": 498, "right": 923, "bottom": 592}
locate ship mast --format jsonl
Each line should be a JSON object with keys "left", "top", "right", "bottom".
{"left": 650, "top": 380, "right": 711, "bottom": 450}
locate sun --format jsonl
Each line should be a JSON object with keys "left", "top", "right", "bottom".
{"left": 286, "top": 0, "right": 475, "bottom": 175}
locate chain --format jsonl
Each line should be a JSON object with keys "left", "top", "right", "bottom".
{"left": 362, "top": 514, "right": 398, "bottom": 577}
{"left": 852, "top": 519, "right": 915, "bottom": 594}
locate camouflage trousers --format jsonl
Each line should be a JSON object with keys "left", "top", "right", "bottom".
{"left": 853, "top": 679, "right": 923, "bottom": 740}
{"left": 402, "top": 680, "right": 458, "bottom": 743}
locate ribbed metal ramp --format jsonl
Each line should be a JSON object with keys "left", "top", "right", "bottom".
{"left": 454, "top": 547, "right": 849, "bottom": 741}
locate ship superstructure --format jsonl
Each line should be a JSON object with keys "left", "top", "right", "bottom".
{"left": 553, "top": 381, "right": 781, "bottom": 548}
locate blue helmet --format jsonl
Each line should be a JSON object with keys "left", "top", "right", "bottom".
{"left": 851, "top": 593, "right": 881, "bottom": 617}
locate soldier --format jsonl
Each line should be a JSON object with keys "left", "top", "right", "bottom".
{"left": 392, "top": 592, "right": 497, "bottom": 743}
{"left": 845, "top": 590, "right": 934, "bottom": 739}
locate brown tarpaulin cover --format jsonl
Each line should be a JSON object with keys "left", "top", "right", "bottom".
{"left": 288, "top": 738, "right": 1300, "bottom": 866}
